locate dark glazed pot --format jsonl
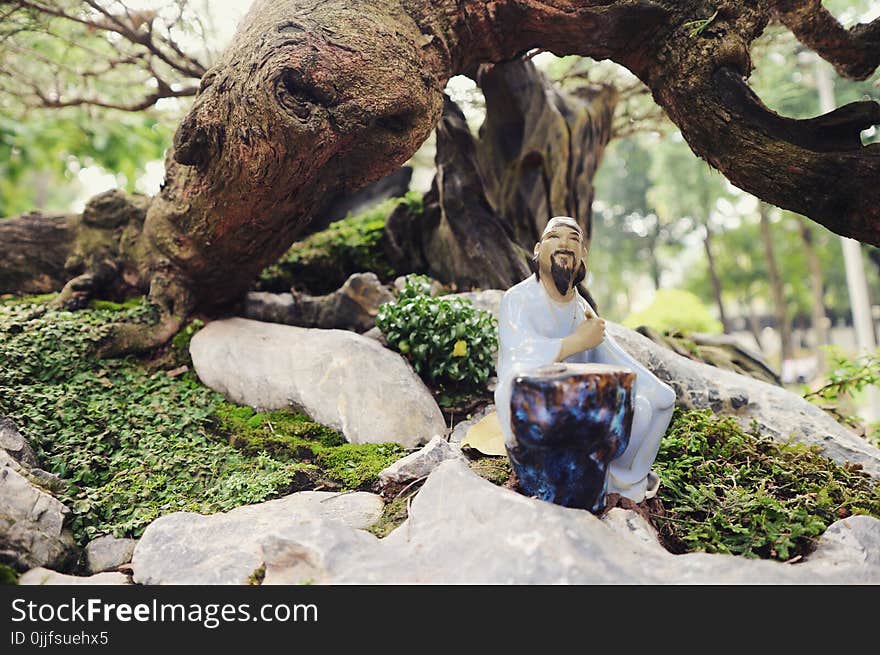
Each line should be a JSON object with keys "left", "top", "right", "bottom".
{"left": 507, "top": 363, "right": 635, "bottom": 513}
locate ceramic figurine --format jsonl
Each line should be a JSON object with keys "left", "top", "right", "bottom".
{"left": 494, "top": 216, "right": 676, "bottom": 504}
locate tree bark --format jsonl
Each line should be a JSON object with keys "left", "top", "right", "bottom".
{"left": 5, "top": 0, "right": 880, "bottom": 353}
{"left": 475, "top": 59, "right": 616, "bottom": 249}
{"left": 384, "top": 94, "right": 533, "bottom": 290}
{"left": 702, "top": 222, "right": 728, "bottom": 334}
{"left": 759, "top": 202, "right": 793, "bottom": 362}
{"left": 0, "top": 190, "right": 151, "bottom": 305}
{"left": 796, "top": 215, "right": 829, "bottom": 371}
{"left": 385, "top": 57, "right": 616, "bottom": 290}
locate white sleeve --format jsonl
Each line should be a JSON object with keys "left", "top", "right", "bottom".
{"left": 494, "top": 291, "right": 563, "bottom": 445}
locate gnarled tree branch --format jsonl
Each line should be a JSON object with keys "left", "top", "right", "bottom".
{"left": 772, "top": 0, "right": 880, "bottom": 80}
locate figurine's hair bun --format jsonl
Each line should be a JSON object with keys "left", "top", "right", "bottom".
{"left": 541, "top": 216, "right": 583, "bottom": 239}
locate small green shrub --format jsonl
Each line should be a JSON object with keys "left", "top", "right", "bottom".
{"left": 257, "top": 193, "right": 422, "bottom": 294}
{"left": 653, "top": 409, "right": 880, "bottom": 561}
{"left": 623, "top": 289, "right": 722, "bottom": 334}
{"left": 376, "top": 275, "right": 498, "bottom": 393}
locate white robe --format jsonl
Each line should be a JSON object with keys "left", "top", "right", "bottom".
{"left": 494, "top": 275, "right": 676, "bottom": 502}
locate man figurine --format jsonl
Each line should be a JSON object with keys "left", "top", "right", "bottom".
{"left": 494, "top": 216, "right": 676, "bottom": 503}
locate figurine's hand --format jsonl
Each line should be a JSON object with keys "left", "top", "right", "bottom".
{"left": 574, "top": 315, "right": 605, "bottom": 350}
{"left": 556, "top": 316, "right": 605, "bottom": 361}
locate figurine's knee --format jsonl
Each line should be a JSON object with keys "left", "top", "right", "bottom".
{"left": 657, "top": 381, "right": 676, "bottom": 411}
{"left": 631, "top": 394, "right": 653, "bottom": 442}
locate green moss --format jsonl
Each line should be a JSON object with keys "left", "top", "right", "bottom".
{"left": 0, "top": 564, "right": 19, "bottom": 585}
{"left": 0, "top": 292, "right": 57, "bottom": 306}
{"left": 366, "top": 494, "right": 410, "bottom": 538}
{"left": 256, "top": 192, "right": 421, "bottom": 294}
{"left": 247, "top": 565, "right": 266, "bottom": 586}
{"left": 654, "top": 409, "right": 880, "bottom": 561}
{"left": 316, "top": 443, "right": 405, "bottom": 489}
{"left": 88, "top": 296, "right": 146, "bottom": 312}
{"left": 0, "top": 300, "right": 312, "bottom": 545}
{"left": 213, "top": 403, "right": 403, "bottom": 490}
{"left": 468, "top": 456, "right": 512, "bottom": 486}
{"left": 169, "top": 318, "right": 205, "bottom": 367}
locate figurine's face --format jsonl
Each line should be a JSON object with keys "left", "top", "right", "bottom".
{"left": 534, "top": 225, "right": 587, "bottom": 294}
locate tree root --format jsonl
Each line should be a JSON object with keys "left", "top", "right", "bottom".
{"left": 97, "top": 269, "right": 195, "bottom": 358}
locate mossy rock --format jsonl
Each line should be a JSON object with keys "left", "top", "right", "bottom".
{"left": 256, "top": 193, "right": 422, "bottom": 295}
{"left": 213, "top": 403, "right": 405, "bottom": 490}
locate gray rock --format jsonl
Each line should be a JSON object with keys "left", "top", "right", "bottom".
{"left": 0, "top": 416, "right": 37, "bottom": 467}
{"left": 0, "top": 450, "right": 75, "bottom": 571}
{"left": 378, "top": 436, "right": 467, "bottom": 487}
{"left": 244, "top": 272, "right": 394, "bottom": 333}
{"left": 601, "top": 507, "right": 663, "bottom": 551}
{"left": 361, "top": 326, "right": 384, "bottom": 342}
{"left": 86, "top": 535, "right": 137, "bottom": 573}
{"left": 807, "top": 514, "right": 880, "bottom": 569}
{"left": 19, "top": 567, "right": 129, "bottom": 586}
{"left": 132, "top": 490, "right": 383, "bottom": 585}
{"left": 258, "top": 460, "right": 880, "bottom": 584}
{"left": 190, "top": 317, "right": 445, "bottom": 447}
{"left": 449, "top": 289, "right": 504, "bottom": 319}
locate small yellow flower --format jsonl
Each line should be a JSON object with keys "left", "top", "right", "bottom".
{"left": 452, "top": 340, "right": 468, "bottom": 357}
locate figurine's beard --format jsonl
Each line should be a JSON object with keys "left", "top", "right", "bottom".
{"left": 550, "top": 251, "right": 576, "bottom": 296}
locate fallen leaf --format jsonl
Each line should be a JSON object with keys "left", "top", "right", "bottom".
{"left": 461, "top": 411, "right": 507, "bottom": 456}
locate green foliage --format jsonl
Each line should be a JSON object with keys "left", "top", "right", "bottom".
{"left": 0, "top": 300, "right": 319, "bottom": 543}
{"left": 803, "top": 347, "right": 880, "bottom": 445}
{"left": 366, "top": 494, "right": 410, "bottom": 538}
{"left": 0, "top": 111, "right": 171, "bottom": 218}
{"left": 0, "top": 564, "right": 19, "bottom": 585}
{"left": 257, "top": 193, "right": 422, "bottom": 294}
{"left": 654, "top": 409, "right": 880, "bottom": 561}
{"left": 213, "top": 403, "right": 404, "bottom": 489}
{"left": 623, "top": 289, "right": 723, "bottom": 334}
{"left": 170, "top": 318, "right": 205, "bottom": 367}
{"left": 377, "top": 275, "right": 498, "bottom": 393}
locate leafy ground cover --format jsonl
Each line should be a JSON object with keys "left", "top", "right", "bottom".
{"left": 0, "top": 298, "right": 401, "bottom": 546}
{"left": 652, "top": 409, "right": 880, "bottom": 561}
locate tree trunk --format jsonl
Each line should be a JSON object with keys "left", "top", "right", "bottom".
{"left": 4, "top": 0, "right": 879, "bottom": 354}
{"left": 797, "top": 214, "right": 829, "bottom": 372}
{"left": 385, "top": 57, "right": 616, "bottom": 290}
{"left": 759, "top": 202, "right": 793, "bottom": 362}
{"left": 384, "top": 94, "right": 532, "bottom": 290}
{"left": 0, "top": 191, "right": 151, "bottom": 305}
{"left": 747, "top": 297, "right": 764, "bottom": 352}
{"left": 475, "top": 58, "right": 616, "bottom": 249}
{"left": 703, "top": 222, "right": 728, "bottom": 334}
